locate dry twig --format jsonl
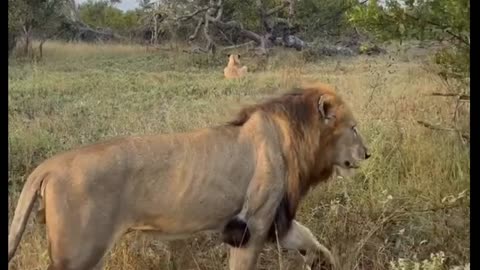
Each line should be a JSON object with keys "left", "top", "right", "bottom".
{"left": 416, "top": 120, "right": 470, "bottom": 142}
{"left": 428, "top": 92, "right": 470, "bottom": 101}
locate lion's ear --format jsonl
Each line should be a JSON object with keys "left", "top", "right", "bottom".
{"left": 318, "top": 95, "right": 336, "bottom": 125}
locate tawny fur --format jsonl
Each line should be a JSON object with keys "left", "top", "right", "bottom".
{"left": 224, "top": 54, "right": 248, "bottom": 79}
{"left": 8, "top": 82, "right": 369, "bottom": 270}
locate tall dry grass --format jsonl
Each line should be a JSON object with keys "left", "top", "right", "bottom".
{"left": 8, "top": 41, "right": 469, "bottom": 270}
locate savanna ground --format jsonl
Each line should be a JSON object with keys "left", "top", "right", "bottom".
{"left": 8, "top": 41, "right": 469, "bottom": 270}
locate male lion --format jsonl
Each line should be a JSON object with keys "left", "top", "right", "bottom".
{"left": 224, "top": 54, "right": 248, "bottom": 79}
{"left": 8, "top": 82, "right": 370, "bottom": 270}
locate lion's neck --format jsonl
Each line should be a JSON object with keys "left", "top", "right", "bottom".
{"left": 285, "top": 132, "right": 336, "bottom": 217}
{"left": 312, "top": 140, "right": 336, "bottom": 182}
{"left": 282, "top": 132, "right": 318, "bottom": 214}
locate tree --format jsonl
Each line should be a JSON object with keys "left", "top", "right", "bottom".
{"left": 295, "top": 0, "right": 357, "bottom": 37}
{"left": 8, "top": 0, "right": 29, "bottom": 55}
{"left": 79, "top": 0, "right": 140, "bottom": 35}
{"left": 347, "top": 0, "right": 469, "bottom": 78}
{"left": 7, "top": 0, "right": 67, "bottom": 58}
{"left": 348, "top": 0, "right": 469, "bottom": 142}
{"left": 138, "top": 0, "right": 154, "bottom": 10}
{"left": 7, "top": 0, "right": 129, "bottom": 57}
{"left": 166, "top": 0, "right": 307, "bottom": 54}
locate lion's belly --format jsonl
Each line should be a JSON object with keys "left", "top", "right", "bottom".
{"left": 130, "top": 188, "right": 245, "bottom": 234}
{"left": 129, "top": 170, "right": 251, "bottom": 235}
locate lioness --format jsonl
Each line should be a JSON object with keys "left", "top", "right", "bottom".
{"left": 8, "top": 82, "right": 370, "bottom": 270}
{"left": 224, "top": 54, "right": 248, "bottom": 79}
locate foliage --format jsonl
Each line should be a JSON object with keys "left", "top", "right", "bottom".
{"left": 223, "top": 0, "right": 261, "bottom": 31}
{"left": 295, "top": 0, "right": 356, "bottom": 37}
{"left": 79, "top": 0, "right": 141, "bottom": 35}
{"left": 18, "top": 0, "right": 66, "bottom": 35}
{"left": 348, "top": 0, "right": 469, "bottom": 42}
{"left": 8, "top": 0, "right": 30, "bottom": 53}
{"left": 211, "top": 0, "right": 358, "bottom": 39}
{"left": 8, "top": 0, "right": 69, "bottom": 57}
{"left": 8, "top": 0, "right": 29, "bottom": 34}
{"left": 347, "top": 0, "right": 470, "bottom": 78}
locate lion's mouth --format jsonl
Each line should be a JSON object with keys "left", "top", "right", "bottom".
{"left": 342, "top": 160, "right": 360, "bottom": 169}
{"left": 334, "top": 162, "right": 361, "bottom": 179}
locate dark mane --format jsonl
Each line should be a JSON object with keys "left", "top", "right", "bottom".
{"left": 227, "top": 88, "right": 317, "bottom": 127}
{"left": 221, "top": 82, "right": 344, "bottom": 246}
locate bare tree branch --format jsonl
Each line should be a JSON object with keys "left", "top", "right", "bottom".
{"left": 176, "top": 7, "right": 209, "bottom": 21}
{"left": 208, "top": 0, "right": 223, "bottom": 22}
{"left": 189, "top": 18, "right": 204, "bottom": 41}
{"left": 213, "top": 20, "right": 262, "bottom": 43}
{"left": 217, "top": 28, "right": 235, "bottom": 45}
{"left": 210, "top": 6, "right": 223, "bottom": 22}
{"left": 174, "top": 0, "right": 301, "bottom": 54}
{"left": 203, "top": 16, "right": 214, "bottom": 51}
{"left": 201, "top": 0, "right": 224, "bottom": 52}
{"left": 220, "top": 41, "right": 256, "bottom": 51}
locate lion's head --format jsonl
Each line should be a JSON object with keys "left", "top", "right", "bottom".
{"left": 228, "top": 82, "right": 370, "bottom": 214}
{"left": 312, "top": 88, "right": 370, "bottom": 179}
{"left": 227, "top": 54, "right": 241, "bottom": 67}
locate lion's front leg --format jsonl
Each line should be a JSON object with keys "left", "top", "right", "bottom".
{"left": 279, "top": 220, "right": 337, "bottom": 270}
{"left": 225, "top": 185, "right": 284, "bottom": 270}
{"left": 228, "top": 238, "right": 264, "bottom": 270}
{"left": 227, "top": 215, "right": 278, "bottom": 270}
{"left": 224, "top": 145, "right": 286, "bottom": 270}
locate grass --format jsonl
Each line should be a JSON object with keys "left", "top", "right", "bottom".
{"left": 8, "top": 41, "right": 470, "bottom": 270}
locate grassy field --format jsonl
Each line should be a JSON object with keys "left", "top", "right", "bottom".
{"left": 8, "top": 41, "right": 469, "bottom": 270}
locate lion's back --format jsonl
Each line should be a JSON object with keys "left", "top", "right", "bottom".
{"left": 224, "top": 65, "right": 248, "bottom": 79}
{"left": 224, "top": 66, "right": 238, "bottom": 79}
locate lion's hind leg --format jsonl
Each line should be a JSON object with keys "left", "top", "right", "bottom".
{"left": 279, "top": 220, "right": 337, "bottom": 270}
{"left": 240, "top": 66, "right": 248, "bottom": 77}
{"left": 46, "top": 216, "right": 116, "bottom": 270}
{"left": 44, "top": 182, "right": 125, "bottom": 270}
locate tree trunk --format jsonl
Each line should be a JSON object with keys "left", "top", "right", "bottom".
{"left": 8, "top": 32, "right": 17, "bottom": 56}
{"left": 39, "top": 39, "right": 47, "bottom": 60}
{"left": 23, "top": 25, "right": 32, "bottom": 56}
{"left": 153, "top": 14, "right": 158, "bottom": 45}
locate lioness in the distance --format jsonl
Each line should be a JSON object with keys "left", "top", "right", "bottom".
{"left": 224, "top": 54, "right": 248, "bottom": 79}
{"left": 8, "top": 82, "right": 370, "bottom": 270}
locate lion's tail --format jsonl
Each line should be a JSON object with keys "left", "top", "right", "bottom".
{"left": 8, "top": 172, "right": 46, "bottom": 262}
